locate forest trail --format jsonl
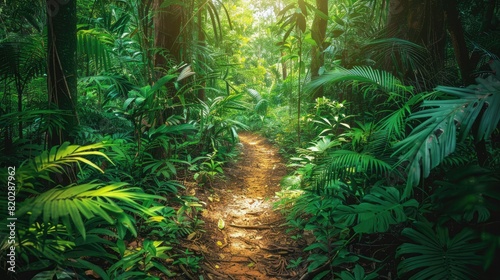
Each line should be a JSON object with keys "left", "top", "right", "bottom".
{"left": 182, "top": 132, "right": 303, "bottom": 279}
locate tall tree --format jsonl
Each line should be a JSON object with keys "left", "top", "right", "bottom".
{"left": 46, "top": 0, "right": 78, "bottom": 147}
{"left": 445, "top": 0, "right": 475, "bottom": 85}
{"left": 153, "top": 0, "right": 184, "bottom": 75}
{"left": 386, "top": 0, "right": 446, "bottom": 87}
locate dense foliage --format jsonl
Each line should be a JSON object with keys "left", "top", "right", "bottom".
{"left": 1, "top": 0, "right": 499, "bottom": 279}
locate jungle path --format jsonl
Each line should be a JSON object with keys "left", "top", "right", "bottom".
{"left": 184, "top": 132, "right": 303, "bottom": 279}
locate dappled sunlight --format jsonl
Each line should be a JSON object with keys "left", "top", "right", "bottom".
{"left": 193, "top": 132, "right": 302, "bottom": 279}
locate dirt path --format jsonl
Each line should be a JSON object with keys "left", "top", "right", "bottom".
{"left": 184, "top": 132, "right": 302, "bottom": 279}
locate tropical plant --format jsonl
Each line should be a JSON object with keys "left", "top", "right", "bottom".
{"left": 334, "top": 264, "right": 379, "bottom": 280}
{"left": 393, "top": 70, "right": 500, "bottom": 197}
{"left": 306, "top": 65, "right": 410, "bottom": 96}
{"left": 196, "top": 93, "right": 248, "bottom": 159}
{"left": 335, "top": 186, "right": 419, "bottom": 234}
{"left": 0, "top": 141, "right": 175, "bottom": 277}
{"left": 396, "top": 221, "right": 486, "bottom": 280}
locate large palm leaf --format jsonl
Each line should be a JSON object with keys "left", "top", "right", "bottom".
{"left": 306, "top": 65, "right": 409, "bottom": 95}
{"left": 396, "top": 221, "right": 485, "bottom": 280}
{"left": 16, "top": 182, "right": 164, "bottom": 240}
{"left": 31, "top": 142, "right": 113, "bottom": 174}
{"left": 246, "top": 88, "right": 268, "bottom": 116}
{"left": 363, "top": 38, "right": 429, "bottom": 81}
{"left": 14, "top": 142, "right": 113, "bottom": 189}
{"left": 0, "top": 37, "right": 46, "bottom": 83}
{"left": 393, "top": 74, "right": 500, "bottom": 197}
{"left": 334, "top": 186, "right": 418, "bottom": 234}
{"left": 323, "top": 150, "right": 393, "bottom": 182}
{"left": 77, "top": 28, "right": 114, "bottom": 72}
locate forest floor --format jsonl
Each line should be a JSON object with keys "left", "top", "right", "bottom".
{"left": 180, "top": 132, "right": 305, "bottom": 279}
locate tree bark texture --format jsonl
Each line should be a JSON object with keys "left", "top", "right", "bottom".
{"left": 153, "top": 0, "right": 184, "bottom": 72}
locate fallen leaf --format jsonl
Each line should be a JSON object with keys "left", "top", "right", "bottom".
{"left": 85, "top": 270, "right": 100, "bottom": 278}
{"left": 218, "top": 218, "right": 225, "bottom": 230}
{"left": 186, "top": 232, "right": 197, "bottom": 240}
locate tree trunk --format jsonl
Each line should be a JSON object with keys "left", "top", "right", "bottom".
{"left": 47, "top": 0, "right": 77, "bottom": 147}
{"left": 46, "top": 0, "right": 78, "bottom": 185}
{"left": 196, "top": 4, "right": 206, "bottom": 101}
{"left": 386, "top": 0, "right": 446, "bottom": 88}
{"left": 445, "top": 0, "right": 475, "bottom": 85}
{"left": 138, "top": 0, "right": 154, "bottom": 84}
{"left": 310, "top": 0, "right": 328, "bottom": 100}
{"left": 281, "top": 50, "right": 288, "bottom": 80}
{"left": 153, "top": 0, "right": 184, "bottom": 73}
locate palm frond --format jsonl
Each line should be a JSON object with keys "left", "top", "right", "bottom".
{"left": 246, "top": 88, "right": 268, "bottom": 116}
{"left": 377, "top": 92, "right": 431, "bottom": 139}
{"left": 306, "top": 65, "right": 408, "bottom": 95}
{"left": 323, "top": 150, "right": 393, "bottom": 181}
{"left": 0, "top": 36, "right": 46, "bottom": 82}
{"left": 77, "top": 28, "right": 114, "bottom": 72}
{"left": 18, "top": 142, "right": 114, "bottom": 185}
{"left": 363, "top": 38, "right": 429, "bottom": 80}
{"left": 16, "top": 182, "right": 165, "bottom": 240}
{"left": 78, "top": 75, "right": 138, "bottom": 101}
{"left": 334, "top": 186, "right": 419, "bottom": 234}
{"left": 0, "top": 109, "right": 67, "bottom": 135}
{"left": 396, "top": 221, "right": 485, "bottom": 280}
{"left": 393, "top": 75, "right": 500, "bottom": 197}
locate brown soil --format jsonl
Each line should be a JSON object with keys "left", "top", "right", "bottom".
{"left": 181, "top": 132, "right": 303, "bottom": 279}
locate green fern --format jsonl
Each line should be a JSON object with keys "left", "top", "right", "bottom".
{"left": 334, "top": 186, "right": 418, "bottom": 234}
{"left": 396, "top": 221, "right": 485, "bottom": 280}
